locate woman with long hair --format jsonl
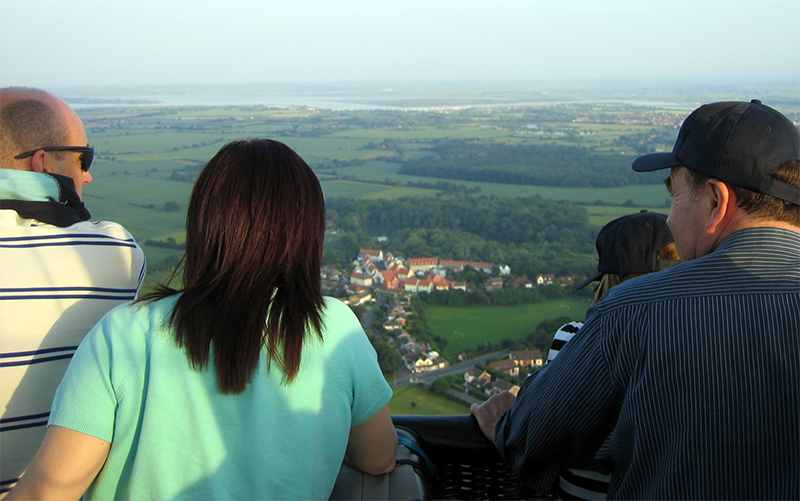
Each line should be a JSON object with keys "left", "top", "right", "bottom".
{"left": 8, "top": 139, "right": 397, "bottom": 500}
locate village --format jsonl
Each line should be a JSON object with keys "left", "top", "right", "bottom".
{"left": 320, "top": 248, "right": 571, "bottom": 400}
{"left": 329, "top": 247, "right": 575, "bottom": 305}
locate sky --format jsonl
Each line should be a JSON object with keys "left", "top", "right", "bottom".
{"left": 1, "top": 0, "right": 798, "bottom": 89}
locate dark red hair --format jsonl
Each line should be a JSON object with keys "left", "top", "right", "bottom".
{"left": 143, "top": 139, "right": 326, "bottom": 394}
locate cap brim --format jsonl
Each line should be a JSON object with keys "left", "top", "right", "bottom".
{"left": 632, "top": 152, "right": 681, "bottom": 172}
{"left": 575, "top": 271, "right": 603, "bottom": 290}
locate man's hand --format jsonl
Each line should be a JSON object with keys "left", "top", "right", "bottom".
{"left": 470, "top": 390, "right": 517, "bottom": 445}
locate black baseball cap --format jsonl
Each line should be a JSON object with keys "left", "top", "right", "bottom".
{"left": 632, "top": 100, "right": 800, "bottom": 205}
{"left": 576, "top": 211, "right": 676, "bottom": 290}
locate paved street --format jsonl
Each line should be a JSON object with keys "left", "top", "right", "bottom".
{"left": 359, "top": 291, "right": 512, "bottom": 409}
{"left": 389, "top": 349, "right": 511, "bottom": 388}
{"left": 446, "top": 387, "right": 484, "bottom": 406}
{"left": 359, "top": 291, "right": 388, "bottom": 333}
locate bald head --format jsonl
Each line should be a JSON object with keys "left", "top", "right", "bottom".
{"left": 1, "top": 88, "right": 66, "bottom": 169}
{"left": 0, "top": 87, "right": 92, "bottom": 196}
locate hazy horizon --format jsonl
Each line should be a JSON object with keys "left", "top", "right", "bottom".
{"left": 2, "top": 0, "right": 798, "bottom": 89}
{"left": 25, "top": 77, "right": 794, "bottom": 115}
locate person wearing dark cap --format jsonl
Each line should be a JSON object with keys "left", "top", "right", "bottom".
{"left": 471, "top": 100, "right": 800, "bottom": 499}
{"left": 575, "top": 210, "right": 679, "bottom": 303}
{"left": 548, "top": 210, "right": 678, "bottom": 363}
{"left": 540, "top": 211, "right": 678, "bottom": 500}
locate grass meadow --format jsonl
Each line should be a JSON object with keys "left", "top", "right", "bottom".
{"left": 388, "top": 384, "right": 470, "bottom": 415}
{"left": 583, "top": 204, "right": 671, "bottom": 227}
{"left": 328, "top": 160, "right": 670, "bottom": 208}
{"left": 83, "top": 175, "right": 190, "bottom": 241}
{"left": 319, "top": 180, "right": 389, "bottom": 199}
{"left": 427, "top": 298, "right": 592, "bottom": 355}
{"left": 362, "top": 186, "right": 439, "bottom": 199}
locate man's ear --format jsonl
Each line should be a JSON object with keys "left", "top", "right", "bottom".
{"left": 704, "top": 179, "right": 736, "bottom": 235}
{"left": 29, "top": 149, "right": 47, "bottom": 173}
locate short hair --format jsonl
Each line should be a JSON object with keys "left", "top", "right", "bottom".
{"left": 0, "top": 99, "right": 68, "bottom": 169}
{"left": 687, "top": 160, "right": 800, "bottom": 226}
{"left": 141, "top": 139, "right": 326, "bottom": 394}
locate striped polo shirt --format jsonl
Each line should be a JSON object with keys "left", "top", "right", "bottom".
{"left": 0, "top": 170, "right": 146, "bottom": 495}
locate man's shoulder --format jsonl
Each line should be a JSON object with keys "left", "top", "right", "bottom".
{"left": 718, "top": 225, "right": 800, "bottom": 251}
{"left": 1, "top": 170, "right": 139, "bottom": 239}
{"left": 2, "top": 210, "right": 146, "bottom": 290}
{"left": 3, "top": 216, "right": 142, "bottom": 250}
{"left": 66, "top": 219, "right": 139, "bottom": 241}
{"left": 596, "top": 227, "right": 800, "bottom": 312}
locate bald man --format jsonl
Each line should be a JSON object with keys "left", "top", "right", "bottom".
{"left": 0, "top": 87, "right": 93, "bottom": 199}
{"left": 0, "top": 88, "right": 146, "bottom": 495}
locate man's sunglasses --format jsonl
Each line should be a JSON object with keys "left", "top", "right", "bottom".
{"left": 15, "top": 146, "right": 94, "bottom": 172}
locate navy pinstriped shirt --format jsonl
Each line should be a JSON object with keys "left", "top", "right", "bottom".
{"left": 496, "top": 227, "right": 800, "bottom": 499}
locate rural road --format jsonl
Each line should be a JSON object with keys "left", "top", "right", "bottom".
{"left": 389, "top": 349, "right": 511, "bottom": 388}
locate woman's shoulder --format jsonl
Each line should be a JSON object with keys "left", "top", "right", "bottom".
{"left": 315, "top": 297, "right": 368, "bottom": 347}
{"left": 321, "top": 296, "right": 360, "bottom": 326}
{"left": 85, "top": 295, "right": 179, "bottom": 354}
{"left": 102, "top": 295, "right": 178, "bottom": 328}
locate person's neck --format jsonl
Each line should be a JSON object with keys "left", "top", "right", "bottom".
{"left": 712, "top": 214, "right": 800, "bottom": 253}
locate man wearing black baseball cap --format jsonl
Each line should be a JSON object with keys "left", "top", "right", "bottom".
{"left": 633, "top": 99, "right": 799, "bottom": 260}
{"left": 472, "top": 101, "right": 800, "bottom": 499}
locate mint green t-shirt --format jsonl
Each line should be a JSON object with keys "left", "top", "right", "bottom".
{"left": 49, "top": 295, "right": 392, "bottom": 500}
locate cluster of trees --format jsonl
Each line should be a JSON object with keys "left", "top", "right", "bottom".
{"left": 404, "top": 300, "right": 450, "bottom": 354}
{"left": 613, "top": 128, "right": 677, "bottom": 155}
{"left": 513, "top": 316, "right": 574, "bottom": 355}
{"left": 325, "top": 194, "right": 597, "bottom": 279}
{"left": 360, "top": 139, "right": 404, "bottom": 155}
{"left": 170, "top": 172, "right": 196, "bottom": 183}
{"left": 419, "top": 282, "right": 583, "bottom": 307}
{"left": 329, "top": 193, "right": 592, "bottom": 245}
{"left": 164, "top": 201, "right": 181, "bottom": 212}
{"left": 398, "top": 140, "right": 664, "bottom": 187}
{"left": 403, "top": 180, "right": 481, "bottom": 193}
{"left": 145, "top": 254, "right": 182, "bottom": 274}
{"left": 144, "top": 236, "right": 184, "bottom": 250}
{"left": 369, "top": 335, "right": 403, "bottom": 374}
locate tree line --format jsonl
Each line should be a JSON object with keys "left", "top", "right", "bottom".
{"left": 398, "top": 140, "right": 664, "bottom": 188}
{"left": 419, "top": 281, "right": 584, "bottom": 307}
{"left": 325, "top": 194, "right": 598, "bottom": 279}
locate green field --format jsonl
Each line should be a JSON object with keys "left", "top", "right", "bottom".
{"left": 82, "top": 175, "right": 191, "bottom": 243}
{"left": 388, "top": 384, "right": 470, "bottom": 415}
{"left": 327, "top": 160, "right": 670, "bottom": 207}
{"left": 362, "top": 186, "right": 439, "bottom": 199}
{"left": 70, "top": 102, "right": 703, "bottom": 268}
{"left": 427, "top": 298, "right": 592, "bottom": 354}
{"left": 584, "top": 204, "right": 671, "bottom": 227}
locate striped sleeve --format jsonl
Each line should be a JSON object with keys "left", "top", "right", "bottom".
{"left": 546, "top": 321, "right": 583, "bottom": 364}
